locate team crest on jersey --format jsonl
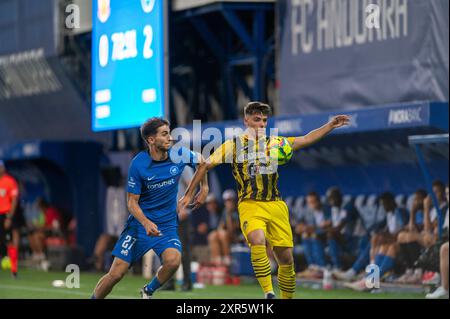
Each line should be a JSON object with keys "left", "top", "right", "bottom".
{"left": 97, "top": 0, "right": 110, "bottom": 23}
{"left": 170, "top": 166, "right": 179, "bottom": 176}
{"left": 243, "top": 221, "right": 248, "bottom": 232}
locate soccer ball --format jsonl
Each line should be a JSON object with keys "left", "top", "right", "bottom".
{"left": 267, "top": 136, "right": 293, "bottom": 165}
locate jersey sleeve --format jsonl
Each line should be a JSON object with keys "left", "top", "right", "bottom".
{"left": 208, "top": 140, "right": 234, "bottom": 167}
{"left": 127, "top": 161, "right": 142, "bottom": 195}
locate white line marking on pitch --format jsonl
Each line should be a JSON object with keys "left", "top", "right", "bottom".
{"left": 0, "top": 284, "right": 135, "bottom": 299}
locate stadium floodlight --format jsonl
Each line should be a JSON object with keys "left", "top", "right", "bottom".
{"left": 408, "top": 134, "right": 449, "bottom": 240}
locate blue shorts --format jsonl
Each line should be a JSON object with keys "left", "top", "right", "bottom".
{"left": 112, "top": 224, "right": 182, "bottom": 265}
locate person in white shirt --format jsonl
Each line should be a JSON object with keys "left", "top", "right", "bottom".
{"left": 426, "top": 185, "right": 449, "bottom": 299}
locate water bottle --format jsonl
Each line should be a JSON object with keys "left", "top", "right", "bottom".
{"left": 322, "top": 268, "right": 333, "bottom": 290}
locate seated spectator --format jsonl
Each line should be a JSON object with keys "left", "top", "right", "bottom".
{"left": 191, "top": 194, "right": 221, "bottom": 263}
{"left": 394, "top": 189, "right": 428, "bottom": 284}
{"left": 397, "top": 181, "right": 448, "bottom": 284}
{"left": 296, "top": 192, "right": 329, "bottom": 278}
{"left": 345, "top": 192, "right": 408, "bottom": 291}
{"left": 208, "top": 189, "right": 242, "bottom": 266}
{"left": 27, "top": 198, "right": 64, "bottom": 263}
{"left": 321, "top": 187, "right": 352, "bottom": 271}
{"left": 426, "top": 187, "right": 448, "bottom": 298}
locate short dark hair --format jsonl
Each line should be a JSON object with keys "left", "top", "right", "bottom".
{"left": 380, "top": 192, "right": 396, "bottom": 209}
{"left": 327, "top": 186, "right": 343, "bottom": 205}
{"left": 307, "top": 191, "right": 320, "bottom": 200}
{"left": 244, "top": 102, "right": 272, "bottom": 117}
{"left": 140, "top": 117, "right": 170, "bottom": 144}
{"left": 415, "top": 189, "right": 427, "bottom": 199}
{"left": 432, "top": 180, "right": 445, "bottom": 191}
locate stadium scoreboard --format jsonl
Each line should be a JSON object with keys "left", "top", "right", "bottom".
{"left": 92, "top": 0, "right": 167, "bottom": 131}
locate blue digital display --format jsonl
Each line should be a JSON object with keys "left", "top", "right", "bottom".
{"left": 92, "top": 0, "right": 166, "bottom": 131}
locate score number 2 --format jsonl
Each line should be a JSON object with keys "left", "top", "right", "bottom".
{"left": 143, "top": 25, "right": 154, "bottom": 59}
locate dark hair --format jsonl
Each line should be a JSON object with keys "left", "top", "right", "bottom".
{"left": 327, "top": 186, "right": 343, "bottom": 206}
{"left": 140, "top": 117, "right": 170, "bottom": 144}
{"left": 432, "top": 180, "right": 445, "bottom": 191}
{"left": 380, "top": 192, "right": 396, "bottom": 210}
{"left": 244, "top": 102, "right": 272, "bottom": 117}
{"left": 307, "top": 191, "right": 320, "bottom": 200}
{"left": 37, "top": 197, "right": 49, "bottom": 209}
{"left": 415, "top": 189, "right": 427, "bottom": 198}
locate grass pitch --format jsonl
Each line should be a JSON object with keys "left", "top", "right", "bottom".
{"left": 0, "top": 268, "right": 424, "bottom": 299}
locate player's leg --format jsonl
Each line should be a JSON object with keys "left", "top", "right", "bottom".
{"left": 246, "top": 229, "right": 275, "bottom": 298}
{"left": 8, "top": 228, "right": 20, "bottom": 277}
{"left": 239, "top": 200, "right": 274, "bottom": 299}
{"left": 142, "top": 248, "right": 181, "bottom": 298}
{"left": 273, "top": 246, "right": 296, "bottom": 299}
{"left": 92, "top": 257, "right": 130, "bottom": 299}
{"left": 156, "top": 248, "right": 182, "bottom": 283}
{"left": 268, "top": 201, "right": 296, "bottom": 299}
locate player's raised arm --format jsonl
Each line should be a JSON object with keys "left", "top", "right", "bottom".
{"left": 127, "top": 193, "right": 161, "bottom": 236}
{"left": 291, "top": 115, "right": 350, "bottom": 151}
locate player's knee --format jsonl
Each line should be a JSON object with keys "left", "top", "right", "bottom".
{"left": 247, "top": 230, "right": 265, "bottom": 246}
{"left": 108, "top": 270, "right": 125, "bottom": 283}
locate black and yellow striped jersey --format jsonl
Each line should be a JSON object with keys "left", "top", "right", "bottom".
{"left": 208, "top": 135, "right": 296, "bottom": 203}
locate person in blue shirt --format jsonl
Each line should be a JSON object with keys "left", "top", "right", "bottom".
{"left": 91, "top": 118, "right": 208, "bottom": 299}
{"left": 345, "top": 192, "right": 409, "bottom": 291}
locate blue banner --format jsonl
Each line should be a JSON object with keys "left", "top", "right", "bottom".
{"left": 277, "top": 0, "right": 449, "bottom": 115}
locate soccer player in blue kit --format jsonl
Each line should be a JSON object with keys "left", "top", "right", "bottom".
{"left": 91, "top": 118, "right": 208, "bottom": 299}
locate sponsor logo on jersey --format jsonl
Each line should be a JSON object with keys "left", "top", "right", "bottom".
{"left": 148, "top": 178, "right": 175, "bottom": 190}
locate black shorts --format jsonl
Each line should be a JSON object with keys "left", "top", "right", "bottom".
{"left": 11, "top": 208, "right": 26, "bottom": 229}
{"left": 0, "top": 214, "right": 11, "bottom": 245}
{"left": 0, "top": 211, "right": 25, "bottom": 243}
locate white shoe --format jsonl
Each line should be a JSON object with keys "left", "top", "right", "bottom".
{"left": 343, "top": 279, "right": 370, "bottom": 292}
{"left": 426, "top": 286, "right": 449, "bottom": 299}
{"left": 333, "top": 269, "right": 356, "bottom": 282}
{"left": 394, "top": 269, "right": 413, "bottom": 284}
{"left": 140, "top": 288, "right": 153, "bottom": 299}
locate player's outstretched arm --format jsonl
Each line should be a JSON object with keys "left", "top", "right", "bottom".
{"left": 178, "top": 159, "right": 214, "bottom": 211}
{"left": 291, "top": 115, "right": 350, "bottom": 151}
{"left": 127, "top": 193, "right": 161, "bottom": 236}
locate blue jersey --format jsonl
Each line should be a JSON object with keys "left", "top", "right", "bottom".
{"left": 126, "top": 147, "right": 197, "bottom": 228}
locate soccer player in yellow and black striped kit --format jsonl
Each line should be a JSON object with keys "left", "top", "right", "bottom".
{"left": 179, "top": 102, "right": 350, "bottom": 299}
